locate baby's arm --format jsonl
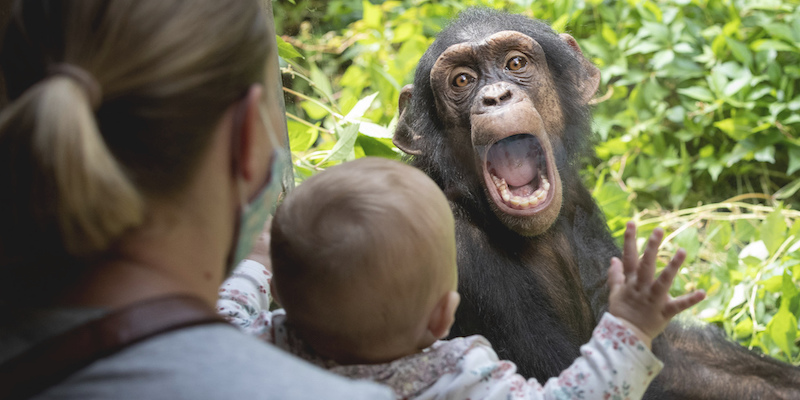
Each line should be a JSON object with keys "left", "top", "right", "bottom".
{"left": 436, "top": 222, "right": 704, "bottom": 400}
{"left": 216, "top": 259, "right": 276, "bottom": 341}
{"left": 438, "top": 316, "right": 665, "bottom": 400}
{"left": 608, "top": 221, "right": 706, "bottom": 348}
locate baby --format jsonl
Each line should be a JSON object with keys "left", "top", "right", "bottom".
{"left": 217, "top": 157, "right": 705, "bottom": 399}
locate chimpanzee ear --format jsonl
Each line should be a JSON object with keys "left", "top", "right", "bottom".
{"left": 393, "top": 84, "right": 425, "bottom": 156}
{"left": 398, "top": 84, "right": 413, "bottom": 116}
{"left": 559, "top": 33, "right": 600, "bottom": 104}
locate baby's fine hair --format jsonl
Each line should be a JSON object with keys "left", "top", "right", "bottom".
{"left": 270, "top": 157, "right": 455, "bottom": 343}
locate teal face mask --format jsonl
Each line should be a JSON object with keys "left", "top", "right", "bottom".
{"left": 227, "top": 105, "right": 291, "bottom": 271}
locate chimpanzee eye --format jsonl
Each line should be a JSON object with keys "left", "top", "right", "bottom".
{"left": 453, "top": 73, "right": 474, "bottom": 87}
{"left": 507, "top": 56, "right": 527, "bottom": 71}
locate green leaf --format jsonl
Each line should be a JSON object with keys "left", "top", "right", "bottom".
{"left": 754, "top": 145, "right": 775, "bottom": 164}
{"left": 673, "top": 43, "right": 694, "bottom": 54}
{"left": 391, "top": 22, "right": 417, "bottom": 43}
{"left": 761, "top": 208, "right": 788, "bottom": 255}
{"left": 788, "top": 146, "right": 800, "bottom": 175}
{"left": 774, "top": 178, "right": 800, "bottom": 200}
{"left": 706, "top": 220, "right": 732, "bottom": 252}
{"left": 751, "top": 39, "right": 798, "bottom": 53}
{"left": 358, "top": 121, "right": 392, "bottom": 139}
{"left": 362, "top": 0, "right": 382, "bottom": 29}
{"left": 357, "top": 135, "right": 398, "bottom": 158}
{"left": 276, "top": 35, "right": 303, "bottom": 59}
{"left": 309, "top": 64, "right": 333, "bottom": 99}
{"left": 300, "top": 101, "right": 329, "bottom": 120}
{"left": 286, "top": 120, "right": 318, "bottom": 153}
{"left": 626, "top": 41, "right": 662, "bottom": 55}
{"left": 714, "top": 118, "right": 750, "bottom": 140}
{"left": 726, "top": 37, "right": 752, "bottom": 67}
{"left": 650, "top": 49, "right": 675, "bottom": 69}
{"left": 765, "top": 307, "right": 798, "bottom": 358}
{"left": 601, "top": 24, "right": 618, "bottom": 47}
{"left": 322, "top": 124, "right": 360, "bottom": 164}
{"left": 761, "top": 275, "right": 784, "bottom": 292}
{"left": 781, "top": 271, "right": 799, "bottom": 301}
{"left": 674, "top": 227, "right": 701, "bottom": 263}
{"left": 678, "top": 86, "right": 714, "bottom": 102}
{"left": 734, "top": 317, "right": 753, "bottom": 339}
{"left": 593, "top": 182, "right": 631, "bottom": 222}
{"left": 765, "top": 23, "right": 797, "bottom": 43}
{"left": 344, "top": 92, "right": 379, "bottom": 122}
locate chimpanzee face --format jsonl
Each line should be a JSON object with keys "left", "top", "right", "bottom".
{"left": 394, "top": 28, "right": 598, "bottom": 237}
{"left": 429, "top": 31, "right": 567, "bottom": 236}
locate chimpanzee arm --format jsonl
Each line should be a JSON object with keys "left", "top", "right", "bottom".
{"left": 646, "top": 323, "right": 800, "bottom": 400}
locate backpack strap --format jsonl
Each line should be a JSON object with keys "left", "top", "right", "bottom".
{"left": 0, "top": 295, "right": 228, "bottom": 400}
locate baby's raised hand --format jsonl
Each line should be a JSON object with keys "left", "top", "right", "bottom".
{"left": 608, "top": 221, "right": 706, "bottom": 348}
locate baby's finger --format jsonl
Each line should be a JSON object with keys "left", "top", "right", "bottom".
{"left": 608, "top": 257, "right": 625, "bottom": 291}
{"left": 652, "top": 249, "right": 686, "bottom": 298}
{"left": 622, "top": 221, "right": 638, "bottom": 276}
{"left": 662, "top": 290, "right": 706, "bottom": 319}
{"left": 636, "top": 228, "right": 664, "bottom": 288}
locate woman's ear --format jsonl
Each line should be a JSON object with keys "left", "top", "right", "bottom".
{"left": 427, "top": 291, "right": 461, "bottom": 339}
{"left": 233, "top": 84, "right": 270, "bottom": 191}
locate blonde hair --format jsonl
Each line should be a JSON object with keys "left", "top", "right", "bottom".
{"left": 0, "top": 0, "right": 270, "bottom": 303}
{"left": 271, "top": 158, "right": 456, "bottom": 358}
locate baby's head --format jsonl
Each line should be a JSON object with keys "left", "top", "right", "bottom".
{"left": 271, "top": 157, "right": 459, "bottom": 364}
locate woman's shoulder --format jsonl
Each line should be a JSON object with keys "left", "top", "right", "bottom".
{"left": 36, "top": 324, "right": 393, "bottom": 400}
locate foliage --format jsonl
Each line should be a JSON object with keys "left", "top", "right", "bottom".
{"left": 274, "top": 0, "right": 800, "bottom": 365}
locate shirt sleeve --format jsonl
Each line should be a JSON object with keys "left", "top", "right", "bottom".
{"left": 430, "top": 313, "right": 663, "bottom": 400}
{"left": 216, "top": 259, "right": 277, "bottom": 342}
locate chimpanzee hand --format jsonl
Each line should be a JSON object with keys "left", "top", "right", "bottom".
{"left": 608, "top": 221, "right": 706, "bottom": 349}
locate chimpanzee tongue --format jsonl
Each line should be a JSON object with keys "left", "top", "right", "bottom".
{"left": 486, "top": 135, "right": 538, "bottom": 187}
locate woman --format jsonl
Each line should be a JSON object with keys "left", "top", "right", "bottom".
{"left": 0, "top": 1, "right": 391, "bottom": 398}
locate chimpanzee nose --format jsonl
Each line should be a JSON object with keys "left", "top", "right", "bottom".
{"left": 482, "top": 85, "right": 513, "bottom": 107}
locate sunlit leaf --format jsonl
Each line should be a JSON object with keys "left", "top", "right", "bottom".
{"left": 309, "top": 64, "right": 333, "bottom": 99}
{"left": 774, "top": 179, "right": 800, "bottom": 200}
{"left": 286, "top": 120, "right": 318, "bottom": 153}
{"left": 677, "top": 86, "right": 714, "bottom": 102}
{"left": 321, "top": 124, "right": 360, "bottom": 164}
{"left": 362, "top": 0, "right": 382, "bottom": 29}
{"left": 344, "top": 92, "right": 379, "bottom": 122}
{"left": 765, "top": 307, "right": 798, "bottom": 358}
{"left": 726, "top": 37, "right": 752, "bottom": 67}
{"left": 740, "top": 240, "right": 769, "bottom": 261}
{"left": 762, "top": 208, "right": 788, "bottom": 255}
{"left": 276, "top": 36, "right": 303, "bottom": 59}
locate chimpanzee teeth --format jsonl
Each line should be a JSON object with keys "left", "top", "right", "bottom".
{"left": 491, "top": 173, "right": 550, "bottom": 209}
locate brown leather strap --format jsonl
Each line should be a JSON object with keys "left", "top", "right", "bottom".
{"left": 0, "top": 295, "right": 227, "bottom": 400}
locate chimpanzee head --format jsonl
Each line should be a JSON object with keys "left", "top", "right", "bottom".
{"left": 394, "top": 9, "right": 599, "bottom": 237}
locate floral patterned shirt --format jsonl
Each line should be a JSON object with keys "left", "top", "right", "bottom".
{"left": 218, "top": 260, "right": 664, "bottom": 400}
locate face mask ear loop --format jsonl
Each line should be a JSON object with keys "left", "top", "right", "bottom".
{"left": 230, "top": 98, "right": 252, "bottom": 212}
{"left": 258, "top": 105, "right": 290, "bottom": 196}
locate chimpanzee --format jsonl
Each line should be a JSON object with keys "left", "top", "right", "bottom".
{"left": 393, "top": 8, "right": 800, "bottom": 399}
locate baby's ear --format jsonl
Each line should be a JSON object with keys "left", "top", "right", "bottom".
{"left": 427, "top": 291, "right": 461, "bottom": 339}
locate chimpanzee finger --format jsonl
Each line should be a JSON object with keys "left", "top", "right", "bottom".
{"left": 651, "top": 248, "right": 686, "bottom": 298}
{"left": 622, "top": 221, "right": 638, "bottom": 276}
{"left": 662, "top": 290, "right": 706, "bottom": 319}
{"left": 636, "top": 228, "right": 664, "bottom": 289}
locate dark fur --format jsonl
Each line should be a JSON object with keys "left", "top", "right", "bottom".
{"left": 398, "top": 8, "right": 800, "bottom": 399}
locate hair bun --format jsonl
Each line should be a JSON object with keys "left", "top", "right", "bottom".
{"left": 48, "top": 63, "right": 102, "bottom": 109}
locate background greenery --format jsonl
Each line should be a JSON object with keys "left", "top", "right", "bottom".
{"left": 274, "top": 0, "right": 800, "bottom": 364}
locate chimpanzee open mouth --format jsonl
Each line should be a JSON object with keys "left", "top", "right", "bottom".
{"left": 484, "top": 134, "right": 551, "bottom": 212}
